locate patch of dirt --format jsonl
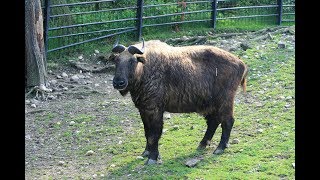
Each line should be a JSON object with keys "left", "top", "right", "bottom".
{"left": 25, "top": 26, "right": 294, "bottom": 179}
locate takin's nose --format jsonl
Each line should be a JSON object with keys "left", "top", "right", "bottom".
{"left": 113, "top": 77, "right": 127, "bottom": 90}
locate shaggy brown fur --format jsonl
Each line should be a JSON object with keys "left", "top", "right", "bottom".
{"left": 110, "top": 40, "right": 248, "bottom": 165}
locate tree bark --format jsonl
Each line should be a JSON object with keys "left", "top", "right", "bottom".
{"left": 25, "top": 0, "right": 47, "bottom": 87}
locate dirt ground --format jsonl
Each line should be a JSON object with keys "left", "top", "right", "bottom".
{"left": 25, "top": 26, "right": 295, "bottom": 179}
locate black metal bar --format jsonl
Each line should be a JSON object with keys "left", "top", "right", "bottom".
{"left": 143, "top": 1, "right": 211, "bottom": 8}
{"left": 47, "top": 28, "right": 136, "bottom": 52}
{"left": 277, "top": 0, "right": 283, "bottom": 25}
{"left": 49, "top": 27, "right": 136, "bottom": 39}
{"left": 216, "top": 14, "right": 278, "bottom": 20}
{"left": 143, "top": 19, "right": 212, "bottom": 28}
{"left": 49, "top": 18, "right": 137, "bottom": 30}
{"left": 43, "top": 0, "right": 50, "bottom": 57}
{"left": 143, "top": 10, "right": 212, "bottom": 20}
{"left": 211, "top": 0, "right": 218, "bottom": 29}
{"left": 50, "top": 6, "right": 137, "bottom": 18}
{"left": 136, "top": 0, "right": 143, "bottom": 41}
{"left": 217, "top": 5, "right": 278, "bottom": 11}
{"left": 50, "top": 0, "right": 115, "bottom": 8}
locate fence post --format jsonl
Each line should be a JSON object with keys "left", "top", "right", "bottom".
{"left": 136, "top": 0, "right": 144, "bottom": 41}
{"left": 43, "top": 0, "right": 50, "bottom": 56}
{"left": 211, "top": 0, "right": 218, "bottom": 29}
{"left": 277, "top": 0, "right": 283, "bottom": 25}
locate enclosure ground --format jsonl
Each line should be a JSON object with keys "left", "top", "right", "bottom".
{"left": 25, "top": 26, "right": 295, "bottom": 179}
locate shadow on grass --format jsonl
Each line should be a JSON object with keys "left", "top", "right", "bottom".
{"left": 106, "top": 148, "right": 220, "bottom": 179}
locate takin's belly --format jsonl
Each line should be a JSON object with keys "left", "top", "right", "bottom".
{"left": 164, "top": 96, "right": 215, "bottom": 114}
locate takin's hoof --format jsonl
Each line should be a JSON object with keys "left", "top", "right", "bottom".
{"left": 141, "top": 150, "right": 150, "bottom": 157}
{"left": 145, "top": 159, "right": 158, "bottom": 165}
{"left": 213, "top": 148, "right": 224, "bottom": 155}
{"left": 196, "top": 145, "right": 206, "bottom": 151}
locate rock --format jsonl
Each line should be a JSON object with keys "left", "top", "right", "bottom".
{"left": 56, "top": 75, "right": 63, "bottom": 79}
{"left": 162, "top": 129, "right": 168, "bottom": 133}
{"left": 61, "top": 72, "right": 68, "bottom": 78}
{"left": 136, "top": 156, "right": 144, "bottom": 160}
{"left": 278, "top": 41, "right": 286, "bottom": 49}
{"left": 94, "top": 83, "right": 100, "bottom": 87}
{"left": 243, "top": 55, "right": 249, "bottom": 59}
{"left": 78, "top": 55, "right": 83, "bottom": 60}
{"left": 30, "top": 104, "right": 36, "bottom": 108}
{"left": 292, "top": 163, "right": 295, "bottom": 169}
{"left": 256, "top": 102, "right": 264, "bottom": 107}
{"left": 185, "top": 158, "right": 201, "bottom": 167}
{"left": 85, "top": 150, "right": 95, "bottom": 156}
{"left": 70, "top": 75, "right": 79, "bottom": 82}
{"left": 100, "top": 174, "right": 105, "bottom": 177}
{"left": 284, "top": 104, "right": 291, "bottom": 108}
{"left": 118, "top": 140, "right": 122, "bottom": 144}
{"left": 231, "top": 139, "right": 240, "bottom": 144}
{"left": 172, "top": 125, "right": 179, "bottom": 130}
{"left": 50, "top": 79, "right": 58, "bottom": 85}
{"left": 257, "top": 129, "right": 264, "bottom": 133}
{"left": 63, "top": 87, "right": 68, "bottom": 91}
{"left": 240, "top": 43, "right": 252, "bottom": 51}
{"left": 47, "top": 95, "right": 55, "bottom": 100}
{"left": 69, "top": 121, "right": 75, "bottom": 125}
{"left": 163, "top": 112, "right": 171, "bottom": 119}
{"left": 94, "top": 50, "right": 100, "bottom": 54}
{"left": 92, "top": 174, "right": 97, "bottom": 178}
{"left": 110, "top": 164, "right": 116, "bottom": 167}
{"left": 58, "top": 161, "right": 65, "bottom": 166}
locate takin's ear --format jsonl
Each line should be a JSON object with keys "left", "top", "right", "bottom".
{"left": 135, "top": 54, "right": 146, "bottom": 64}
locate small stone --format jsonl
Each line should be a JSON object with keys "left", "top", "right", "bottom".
{"left": 136, "top": 156, "right": 144, "bottom": 160}
{"left": 256, "top": 102, "right": 264, "bottom": 107}
{"left": 79, "top": 70, "right": 82, "bottom": 74}
{"left": 85, "top": 150, "right": 95, "bottom": 156}
{"left": 185, "top": 158, "right": 201, "bottom": 167}
{"left": 57, "top": 122, "right": 61, "bottom": 125}
{"left": 279, "top": 96, "right": 285, "bottom": 99}
{"left": 278, "top": 41, "right": 286, "bottom": 49}
{"left": 173, "top": 125, "right": 179, "bottom": 130}
{"left": 70, "top": 75, "right": 79, "bottom": 82}
{"left": 286, "top": 96, "right": 292, "bottom": 100}
{"left": 243, "top": 55, "right": 249, "bottom": 59}
{"left": 47, "top": 95, "right": 55, "bottom": 100}
{"left": 284, "top": 104, "right": 291, "bottom": 108}
{"left": 257, "top": 129, "right": 264, "bottom": 133}
{"left": 63, "top": 87, "right": 68, "bottom": 91}
{"left": 92, "top": 174, "right": 97, "bottom": 178}
{"left": 100, "top": 174, "right": 105, "bottom": 177}
{"left": 110, "top": 164, "right": 116, "bottom": 167}
{"left": 58, "top": 161, "right": 65, "bottom": 166}
{"left": 48, "top": 70, "right": 53, "bottom": 74}
{"left": 292, "top": 163, "right": 295, "bottom": 169}
{"left": 78, "top": 55, "right": 83, "bottom": 60}
{"left": 162, "top": 129, "right": 168, "bottom": 133}
{"left": 240, "top": 43, "right": 252, "bottom": 51}
{"left": 94, "top": 50, "right": 99, "bottom": 54}
{"left": 61, "top": 72, "right": 68, "bottom": 78}
{"left": 163, "top": 112, "right": 171, "bottom": 119}
{"left": 69, "top": 121, "right": 75, "bottom": 125}
{"left": 30, "top": 104, "right": 36, "bottom": 108}
{"left": 56, "top": 75, "right": 63, "bottom": 79}
{"left": 50, "top": 79, "right": 58, "bottom": 85}
{"left": 94, "top": 83, "right": 100, "bottom": 87}
{"left": 25, "top": 100, "right": 30, "bottom": 104}
{"left": 118, "top": 140, "right": 122, "bottom": 144}
{"left": 231, "top": 139, "right": 240, "bottom": 144}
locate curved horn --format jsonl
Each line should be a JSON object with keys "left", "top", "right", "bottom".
{"left": 112, "top": 37, "right": 126, "bottom": 53}
{"left": 128, "top": 38, "right": 145, "bottom": 55}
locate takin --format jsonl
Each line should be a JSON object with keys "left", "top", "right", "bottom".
{"left": 109, "top": 38, "right": 248, "bottom": 165}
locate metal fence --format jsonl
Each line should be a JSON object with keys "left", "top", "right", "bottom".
{"left": 43, "top": 0, "right": 295, "bottom": 54}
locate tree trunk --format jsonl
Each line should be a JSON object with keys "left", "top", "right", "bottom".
{"left": 25, "top": 0, "right": 47, "bottom": 87}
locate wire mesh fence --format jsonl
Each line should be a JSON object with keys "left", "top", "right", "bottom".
{"left": 42, "top": 0, "right": 295, "bottom": 57}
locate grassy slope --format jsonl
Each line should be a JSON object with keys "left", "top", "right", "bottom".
{"left": 37, "top": 26, "right": 295, "bottom": 179}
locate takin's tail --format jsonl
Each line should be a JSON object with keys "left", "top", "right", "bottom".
{"left": 240, "top": 65, "right": 248, "bottom": 93}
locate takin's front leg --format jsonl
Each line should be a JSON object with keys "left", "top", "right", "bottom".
{"left": 139, "top": 108, "right": 164, "bottom": 165}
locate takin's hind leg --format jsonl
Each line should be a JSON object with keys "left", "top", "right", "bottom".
{"left": 197, "top": 114, "right": 220, "bottom": 150}
{"left": 213, "top": 116, "right": 235, "bottom": 155}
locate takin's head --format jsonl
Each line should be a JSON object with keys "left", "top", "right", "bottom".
{"left": 109, "top": 38, "right": 146, "bottom": 94}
